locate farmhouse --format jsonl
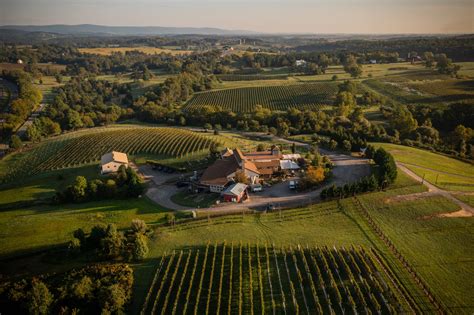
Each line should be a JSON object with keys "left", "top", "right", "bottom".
{"left": 199, "top": 146, "right": 300, "bottom": 192}
{"left": 222, "top": 183, "right": 248, "bottom": 203}
{"left": 100, "top": 151, "right": 129, "bottom": 174}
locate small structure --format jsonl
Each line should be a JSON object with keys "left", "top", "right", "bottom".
{"left": 295, "top": 59, "right": 307, "bottom": 67}
{"left": 222, "top": 183, "right": 248, "bottom": 203}
{"left": 16, "top": 59, "right": 23, "bottom": 64}
{"left": 369, "top": 59, "right": 377, "bottom": 64}
{"left": 280, "top": 160, "right": 300, "bottom": 171}
{"left": 100, "top": 151, "right": 129, "bottom": 174}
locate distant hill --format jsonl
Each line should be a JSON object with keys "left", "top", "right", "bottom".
{"left": 0, "top": 24, "right": 257, "bottom": 36}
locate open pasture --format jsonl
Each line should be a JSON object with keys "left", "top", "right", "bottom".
{"left": 78, "top": 46, "right": 193, "bottom": 56}
{"left": 372, "top": 143, "right": 474, "bottom": 191}
{"left": 185, "top": 82, "right": 338, "bottom": 113}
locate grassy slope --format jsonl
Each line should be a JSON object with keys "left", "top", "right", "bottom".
{"left": 0, "top": 197, "right": 169, "bottom": 258}
{"left": 358, "top": 191, "right": 474, "bottom": 313}
{"left": 372, "top": 142, "right": 474, "bottom": 191}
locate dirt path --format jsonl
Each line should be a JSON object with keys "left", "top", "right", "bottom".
{"left": 396, "top": 163, "right": 474, "bottom": 216}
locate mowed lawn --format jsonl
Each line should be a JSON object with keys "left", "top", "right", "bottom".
{"left": 358, "top": 191, "right": 474, "bottom": 313}
{"left": 0, "top": 198, "right": 169, "bottom": 258}
{"left": 372, "top": 143, "right": 474, "bottom": 191}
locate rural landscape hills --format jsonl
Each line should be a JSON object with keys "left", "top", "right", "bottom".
{"left": 0, "top": 0, "right": 473, "bottom": 314}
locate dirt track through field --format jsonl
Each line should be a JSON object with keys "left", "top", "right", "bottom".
{"left": 393, "top": 163, "right": 474, "bottom": 217}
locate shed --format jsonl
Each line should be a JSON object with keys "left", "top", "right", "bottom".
{"left": 222, "top": 183, "right": 248, "bottom": 203}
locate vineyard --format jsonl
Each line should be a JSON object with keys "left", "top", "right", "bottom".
{"left": 184, "top": 82, "right": 338, "bottom": 113}
{"left": 217, "top": 74, "right": 289, "bottom": 81}
{"left": 0, "top": 126, "right": 218, "bottom": 183}
{"left": 141, "top": 243, "right": 410, "bottom": 315}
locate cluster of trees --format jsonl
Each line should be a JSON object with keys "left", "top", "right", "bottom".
{"left": 382, "top": 103, "right": 474, "bottom": 159}
{"left": 0, "top": 264, "right": 133, "bottom": 314}
{"left": 54, "top": 166, "right": 144, "bottom": 203}
{"left": 320, "top": 147, "right": 397, "bottom": 200}
{"left": 0, "top": 70, "right": 42, "bottom": 139}
{"left": 42, "top": 76, "right": 132, "bottom": 131}
{"left": 423, "top": 52, "right": 461, "bottom": 76}
{"left": 70, "top": 219, "right": 150, "bottom": 261}
{"left": 294, "top": 37, "right": 474, "bottom": 62}
{"left": 342, "top": 55, "right": 363, "bottom": 78}
{"left": 298, "top": 146, "right": 333, "bottom": 190}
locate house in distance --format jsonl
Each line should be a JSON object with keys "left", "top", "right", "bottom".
{"left": 100, "top": 151, "right": 129, "bottom": 174}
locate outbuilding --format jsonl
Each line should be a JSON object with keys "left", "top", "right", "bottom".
{"left": 100, "top": 151, "right": 129, "bottom": 174}
{"left": 222, "top": 183, "right": 248, "bottom": 203}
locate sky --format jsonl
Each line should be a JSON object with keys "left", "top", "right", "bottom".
{"left": 0, "top": 0, "right": 473, "bottom": 34}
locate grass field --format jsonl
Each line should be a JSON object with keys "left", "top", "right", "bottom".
{"left": 185, "top": 82, "right": 339, "bottom": 113}
{"left": 0, "top": 197, "right": 169, "bottom": 259}
{"left": 171, "top": 191, "right": 220, "bottom": 208}
{"left": 0, "top": 62, "right": 67, "bottom": 72}
{"left": 357, "top": 192, "right": 474, "bottom": 313}
{"left": 371, "top": 143, "right": 474, "bottom": 191}
{"left": 78, "top": 46, "right": 193, "bottom": 56}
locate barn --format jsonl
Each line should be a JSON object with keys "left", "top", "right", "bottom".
{"left": 222, "top": 183, "right": 248, "bottom": 203}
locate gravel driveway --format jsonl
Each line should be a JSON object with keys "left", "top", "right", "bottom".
{"left": 141, "top": 148, "right": 371, "bottom": 213}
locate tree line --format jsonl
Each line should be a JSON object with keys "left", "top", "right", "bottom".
{"left": 320, "top": 147, "right": 397, "bottom": 200}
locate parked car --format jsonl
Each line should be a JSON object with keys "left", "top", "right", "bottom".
{"left": 250, "top": 184, "right": 263, "bottom": 192}
{"left": 266, "top": 203, "right": 275, "bottom": 211}
{"left": 289, "top": 180, "right": 298, "bottom": 190}
{"left": 176, "top": 181, "right": 189, "bottom": 188}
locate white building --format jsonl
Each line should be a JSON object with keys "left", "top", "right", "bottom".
{"left": 295, "top": 59, "right": 307, "bottom": 67}
{"left": 100, "top": 151, "right": 129, "bottom": 174}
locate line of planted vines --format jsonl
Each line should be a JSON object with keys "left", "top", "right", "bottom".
{"left": 216, "top": 74, "right": 289, "bottom": 81}
{"left": 141, "top": 243, "right": 409, "bottom": 314}
{"left": 184, "top": 82, "right": 338, "bottom": 113}
{"left": 0, "top": 127, "right": 218, "bottom": 184}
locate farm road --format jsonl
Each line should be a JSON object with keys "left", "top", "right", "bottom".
{"left": 142, "top": 149, "right": 371, "bottom": 213}
{"left": 396, "top": 163, "right": 474, "bottom": 215}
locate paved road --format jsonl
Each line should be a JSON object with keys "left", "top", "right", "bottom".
{"left": 397, "top": 163, "right": 474, "bottom": 214}
{"left": 16, "top": 103, "right": 45, "bottom": 138}
{"left": 142, "top": 149, "right": 371, "bottom": 213}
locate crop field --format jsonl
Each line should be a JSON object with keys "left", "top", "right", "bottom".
{"left": 357, "top": 193, "right": 474, "bottom": 313}
{"left": 141, "top": 243, "right": 408, "bottom": 315}
{"left": 217, "top": 74, "right": 289, "bottom": 81}
{"left": 78, "top": 46, "right": 193, "bottom": 56}
{"left": 372, "top": 143, "right": 474, "bottom": 191}
{"left": 363, "top": 74, "right": 474, "bottom": 107}
{"left": 0, "top": 126, "right": 218, "bottom": 184}
{"left": 185, "top": 82, "right": 338, "bottom": 113}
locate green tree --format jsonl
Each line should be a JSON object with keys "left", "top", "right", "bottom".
{"left": 99, "top": 284, "right": 128, "bottom": 313}
{"left": 100, "top": 224, "right": 124, "bottom": 259}
{"left": 335, "top": 91, "right": 356, "bottom": 117}
{"left": 9, "top": 135, "right": 22, "bottom": 149}
{"left": 27, "top": 280, "right": 53, "bottom": 315}
{"left": 70, "top": 176, "right": 88, "bottom": 202}
{"left": 133, "top": 233, "right": 149, "bottom": 261}
{"left": 131, "top": 219, "right": 147, "bottom": 234}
